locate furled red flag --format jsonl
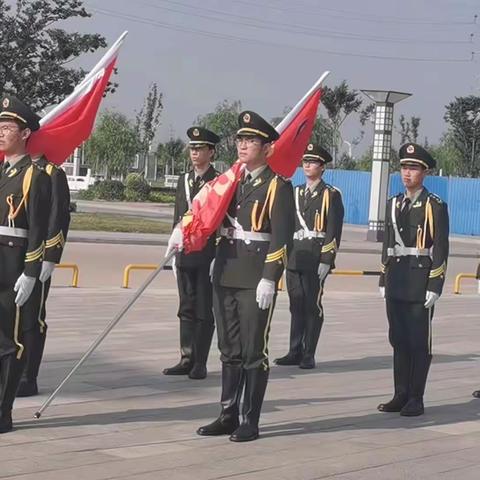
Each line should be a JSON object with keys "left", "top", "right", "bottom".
{"left": 182, "top": 72, "right": 329, "bottom": 254}
{"left": 25, "top": 31, "right": 128, "bottom": 165}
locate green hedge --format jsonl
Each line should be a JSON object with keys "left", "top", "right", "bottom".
{"left": 125, "top": 173, "right": 151, "bottom": 202}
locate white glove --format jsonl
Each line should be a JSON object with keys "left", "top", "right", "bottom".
{"left": 256, "top": 278, "right": 275, "bottom": 310}
{"left": 209, "top": 259, "right": 215, "bottom": 282}
{"left": 317, "top": 263, "right": 330, "bottom": 282}
{"left": 424, "top": 291, "right": 439, "bottom": 309}
{"left": 14, "top": 273, "right": 36, "bottom": 306}
{"left": 39, "top": 261, "right": 56, "bottom": 283}
{"left": 165, "top": 225, "right": 183, "bottom": 257}
{"left": 379, "top": 286, "right": 385, "bottom": 299}
{"left": 477, "top": 280, "right": 480, "bottom": 295}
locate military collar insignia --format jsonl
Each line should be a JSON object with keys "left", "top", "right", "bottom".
{"left": 253, "top": 177, "right": 262, "bottom": 187}
{"left": 199, "top": 179, "right": 205, "bottom": 187}
{"left": 299, "top": 188, "right": 304, "bottom": 196}
{"left": 7, "top": 168, "right": 17, "bottom": 177}
{"left": 396, "top": 201, "right": 401, "bottom": 208}
{"left": 189, "top": 178, "right": 193, "bottom": 187}
{"left": 413, "top": 201, "right": 422, "bottom": 208}
{"left": 311, "top": 191, "right": 318, "bottom": 198}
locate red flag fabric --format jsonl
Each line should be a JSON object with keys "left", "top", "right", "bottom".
{"left": 26, "top": 59, "right": 117, "bottom": 165}
{"left": 267, "top": 88, "right": 322, "bottom": 177}
{"left": 182, "top": 86, "right": 322, "bottom": 254}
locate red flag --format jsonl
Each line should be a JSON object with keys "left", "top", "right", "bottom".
{"left": 0, "top": 32, "right": 128, "bottom": 165}
{"left": 27, "top": 59, "right": 117, "bottom": 165}
{"left": 182, "top": 74, "right": 328, "bottom": 253}
{"left": 267, "top": 89, "right": 322, "bottom": 177}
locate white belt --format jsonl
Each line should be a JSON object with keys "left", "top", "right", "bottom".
{"left": 220, "top": 226, "right": 271, "bottom": 243}
{"left": 388, "top": 246, "right": 430, "bottom": 257}
{"left": 0, "top": 226, "right": 28, "bottom": 238}
{"left": 293, "top": 229, "right": 326, "bottom": 240}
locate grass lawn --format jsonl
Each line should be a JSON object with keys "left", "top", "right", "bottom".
{"left": 70, "top": 213, "right": 171, "bottom": 234}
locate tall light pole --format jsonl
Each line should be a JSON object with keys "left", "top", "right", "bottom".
{"left": 361, "top": 90, "right": 411, "bottom": 242}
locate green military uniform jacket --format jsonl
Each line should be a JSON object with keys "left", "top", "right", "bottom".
{"left": 214, "top": 165, "right": 295, "bottom": 289}
{"left": 287, "top": 180, "right": 344, "bottom": 272}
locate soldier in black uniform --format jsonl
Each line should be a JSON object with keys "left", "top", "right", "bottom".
{"left": 196, "top": 111, "right": 295, "bottom": 442}
{"left": 0, "top": 95, "right": 51, "bottom": 433}
{"left": 275, "top": 144, "right": 344, "bottom": 369}
{"left": 163, "top": 127, "right": 220, "bottom": 380}
{"left": 17, "top": 155, "right": 71, "bottom": 397}
{"left": 378, "top": 143, "right": 449, "bottom": 417}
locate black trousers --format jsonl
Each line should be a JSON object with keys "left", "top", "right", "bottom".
{"left": 286, "top": 269, "right": 325, "bottom": 357}
{"left": 175, "top": 266, "right": 215, "bottom": 366}
{"left": 386, "top": 299, "right": 433, "bottom": 399}
{"left": 213, "top": 286, "right": 276, "bottom": 370}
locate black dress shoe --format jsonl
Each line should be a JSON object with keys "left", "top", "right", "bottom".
{"left": 274, "top": 353, "right": 302, "bottom": 366}
{"left": 188, "top": 364, "right": 207, "bottom": 380}
{"left": 0, "top": 412, "right": 12, "bottom": 434}
{"left": 16, "top": 379, "right": 39, "bottom": 398}
{"left": 473, "top": 390, "right": 480, "bottom": 398}
{"left": 400, "top": 398, "right": 424, "bottom": 417}
{"left": 299, "top": 356, "right": 315, "bottom": 369}
{"left": 377, "top": 395, "right": 408, "bottom": 412}
{"left": 197, "top": 416, "right": 239, "bottom": 436}
{"left": 229, "top": 423, "right": 259, "bottom": 442}
{"left": 163, "top": 361, "right": 192, "bottom": 375}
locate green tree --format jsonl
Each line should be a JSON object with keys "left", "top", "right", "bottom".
{"left": 84, "top": 110, "right": 139, "bottom": 179}
{"left": 429, "top": 132, "right": 461, "bottom": 176}
{"left": 397, "top": 115, "right": 422, "bottom": 143}
{"left": 135, "top": 83, "right": 163, "bottom": 160}
{"left": 444, "top": 95, "right": 480, "bottom": 177}
{"left": 321, "top": 81, "right": 363, "bottom": 164}
{"left": 0, "top": 0, "right": 107, "bottom": 110}
{"left": 195, "top": 99, "right": 242, "bottom": 165}
{"left": 157, "top": 137, "right": 187, "bottom": 175}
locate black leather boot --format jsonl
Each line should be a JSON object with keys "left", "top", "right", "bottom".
{"left": 189, "top": 320, "right": 215, "bottom": 380}
{"left": 17, "top": 328, "right": 46, "bottom": 397}
{"left": 163, "top": 320, "right": 195, "bottom": 375}
{"left": 400, "top": 351, "right": 431, "bottom": 417}
{"left": 275, "top": 307, "right": 305, "bottom": 366}
{"left": 0, "top": 353, "right": 26, "bottom": 434}
{"left": 378, "top": 349, "right": 410, "bottom": 412}
{"left": 299, "top": 314, "right": 323, "bottom": 369}
{"left": 230, "top": 368, "right": 269, "bottom": 442}
{"left": 197, "top": 364, "right": 244, "bottom": 436}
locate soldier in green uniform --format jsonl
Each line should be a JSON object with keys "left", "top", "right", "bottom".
{"left": 378, "top": 143, "right": 449, "bottom": 417}
{"left": 16, "top": 155, "right": 71, "bottom": 397}
{"left": 196, "top": 111, "right": 295, "bottom": 442}
{"left": 0, "top": 95, "right": 51, "bottom": 433}
{"left": 275, "top": 144, "right": 344, "bottom": 369}
{"left": 163, "top": 127, "right": 220, "bottom": 380}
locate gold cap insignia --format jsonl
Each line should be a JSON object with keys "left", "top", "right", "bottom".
{"left": 193, "top": 128, "right": 200, "bottom": 137}
{"left": 307, "top": 144, "right": 314, "bottom": 151}
{"left": 406, "top": 145, "right": 415, "bottom": 154}
{"left": 2, "top": 98, "right": 9, "bottom": 108}
{"left": 243, "top": 113, "right": 251, "bottom": 123}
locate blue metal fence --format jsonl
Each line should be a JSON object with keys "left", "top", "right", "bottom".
{"left": 292, "top": 168, "right": 480, "bottom": 235}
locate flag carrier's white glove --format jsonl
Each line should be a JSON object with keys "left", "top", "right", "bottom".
{"left": 317, "top": 263, "right": 330, "bottom": 282}
{"left": 424, "top": 291, "right": 439, "bottom": 309}
{"left": 39, "top": 261, "right": 56, "bottom": 283}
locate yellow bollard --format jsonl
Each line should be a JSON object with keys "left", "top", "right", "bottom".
{"left": 122, "top": 264, "right": 159, "bottom": 288}
{"left": 56, "top": 263, "right": 79, "bottom": 287}
{"left": 453, "top": 273, "right": 477, "bottom": 294}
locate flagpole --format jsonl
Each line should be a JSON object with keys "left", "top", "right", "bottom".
{"left": 40, "top": 31, "right": 129, "bottom": 126}
{"left": 276, "top": 71, "right": 330, "bottom": 135}
{"left": 34, "top": 249, "right": 174, "bottom": 419}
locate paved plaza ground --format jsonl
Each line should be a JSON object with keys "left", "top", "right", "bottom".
{"left": 1, "top": 233, "right": 480, "bottom": 479}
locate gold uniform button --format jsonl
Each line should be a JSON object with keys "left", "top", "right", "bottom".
{"left": 8, "top": 241, "right": 13, "bottom": 247}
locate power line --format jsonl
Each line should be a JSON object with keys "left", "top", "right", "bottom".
{"left": 88, "top": 6, "right": 474, "bottom": 63}
{"left": 139, "top": 0, "right": 475, "bottom": 45}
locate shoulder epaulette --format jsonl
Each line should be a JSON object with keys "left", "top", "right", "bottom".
{"left": 428, "top": 193, "right": 443, "bottom": 204}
